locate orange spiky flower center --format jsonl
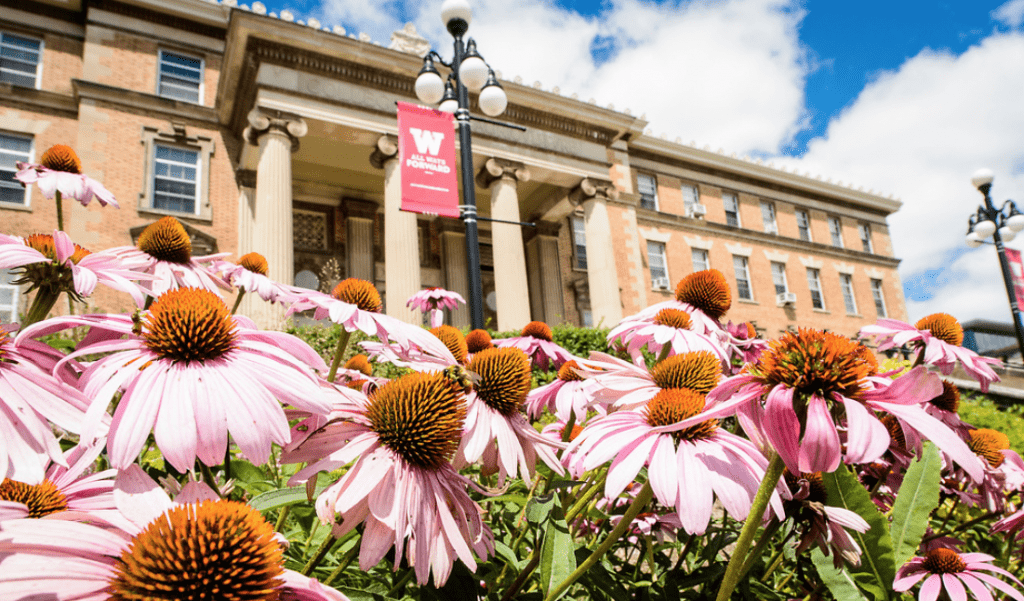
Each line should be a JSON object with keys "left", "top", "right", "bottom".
{"left": 137, "top": 216, "right": 192, "bottom": 264}
{"left": 108, "top": 500, "right": 284, "bottom": 601}
{"left": 23, "top": 233, "right": 91, "bottom": 264}
{"left": 650, "top": 351, "right": 721, "bottom": 394}
{"left": 143, "top": 288, "right": 236, "bottom": 363}
{"left": 743, "top": 322, "right": 757, "bottom": 339}
{"left": 880, "top": 414, "right": 906, "bottom": 451}
{"left": 783, "top": 470, "right": 827, "bottom": 504}
{"left": 366, "top": 371, "right": 466, "bottom": 470}
{"left": 929, "top": 380, "right": 960, "bottom": 414}
{"left": 344, "top": 354, "right": 373, "bottom": 376}
{"left": 675, "top": 269, "right": 731, "bottom": 320}
{"left": 653, "top": 308, "right": 692, "bottom": 330}
{"left": 431, "top": 325, "right": 468, "bottom": 365}
{"left": 468, "top": 347, "right": 532, "bottom": 417}
{"left": 644, "top": 388, "right": 717, "bottom": 442}
{"left": 40, "top": 144, "right": 82, "bottom": 174}
{"left": 915, "top": 313, "right": 963, "bottom": 347}
{"left": 521, "top": 321, "right": 553, "bottom": 342}
{"left": 968, "top": 428, "right": 1010, "bottom": 468}
{"left": 0, "top": 479, "right": 68, "bottom": 518}
{"left": 749, "top": 328, "right": 876, "bottom": 400}
{"left": 558, "top": 360, "right": 584, "bottom": 382}
{"left": 238, "top": 252, "right": 269, "bottom": 276}
{"left": 331, "top": 278, "right": 382, "bottom": 313}
{"left": 466, "top": 329, "right": 493, "bottom": 354}
{"left": 921, "top": 548, "right": 967, "bottom": 574}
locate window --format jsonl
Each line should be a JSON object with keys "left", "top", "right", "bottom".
{"left": 0, "top": 32, "right": 42, "bottom": 88}
{"left": 840, "top": 273, "right": 857, "bottom": 314}
{"left": 828, "top": 216, "right": 844, "bottom": 248}
{"left": 871, "top": 279, "right": 887, "bottom": 318}
{"left": 733, "top": 255, "right": 752, "bottom": 300}
{"left": 770, "top": 262, "right": 788, "bottom": 295}
{"left": 647, "top": 241, "right": 668, "bottom": 288}
{"left": 807, "top": 268, "right": 824, "bottom": 310}
{"left": 760, "top": 201, "right": 778, "bottom": 234}
{"left": 571, "top": 215, "right": 587, "bottom": 270}
{"left": 581, "top": 309, "right": 593, "bottom": 327}
{"left": 691, "top": 248, "right": 709, "bottom": 272}
{"left": 637, "top": 173, "right": 658, "bottom": 210}
{"left": 796, "top": 210, "right": 812, "bottom": 242}
{"left": 158, "top": 50, "right": 203, "bottom": 103}
{"left": 859, "top": 223, "right": 873, "bottom": 253}
{"left": 152, "top": 145, "right": 200, "bottom": 214}
{"left": 682, "top": 184, "right": 699, "bottom": 209}
{"left": 723, "top": 193, "right": 740, "bottom": 227}
{"left": 0, "top": 132, "right": 31, "bottom": 206}
{"left": 0, "top": 269, "right": 18, "bottom": 322}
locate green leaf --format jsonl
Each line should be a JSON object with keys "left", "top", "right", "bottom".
{"left": 823, "top": 464, "right": 897, "bottom": 601}
{"left": 525, "top": 492, "right": 556, "bottom": 524}
{"left": 811, "top": 548, "right": 868, "bottom": 601}
{"left": 230, "top": 460, "right": 270, "bottom": 484}
{"left": 890, "top": 442, "right": 942, "bottom": 567}
{"left": 248, "top": 484, "right": 324, "bottom": 512}
{"left": 539, "top": 497, "right": 576, "bottom": 600}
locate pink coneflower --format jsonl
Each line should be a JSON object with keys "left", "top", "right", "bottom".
{"left": 494, "top": 321, "right": 573, "bottom": 370}
{"left": 894, "top": 547, "right": 1024, "bottom": 601}
{"left": 217, "top": 252, "right": 302, "bottom": 305}
{"left": 710, "top": 328, "right": 985, "bottom": 481}
{"left": 0, "top": 443, "right": 115, "bottom": 522}
{"left": 525, "top": 360, "right": 597, "bottom": 422}
{"left": 607, "top": 306, "right": 731, "bottom": 366}
{"left": 860, "top": 314, "right": 1000, "bottom": 392}
{"left": 724, "top": 320, "right": 769, "bottom": 366}
{"left": 568, "top": 387, "right": 784, "bottom": 535}
{"left": 0, "top": 231, "right": 149, "bottom": 308}
{"left": 582, "top": 350, "right": 724, "bottom": 412}
{"left": 456, "top": 347, "right": 564, "bottom": 484}
{"left": 19, "top": 287, "right": 333, "bottom": 472}
{"left": 407, "top": 286, "right": 465, "bottom": 328}
{"left": 14, "top": 144, "right": 118, "bottom": 208}
{"left": 784, "top": 471, "right": 870, "bottom": 567}
{"left": 283, "top": 371, "right": 492, "bottom": 586}
{"left": 0, "top": 465, "right": 349, "bottom": 600}
{"left": 104, "top": 216, "right": 230, "bottom": 298}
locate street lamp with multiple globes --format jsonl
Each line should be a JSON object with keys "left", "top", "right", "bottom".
{"left": 413, "top": 0, "right": 509, "bottom": 330}
{"left": 965, "top": 168, "right": 1024, "bottom": 359}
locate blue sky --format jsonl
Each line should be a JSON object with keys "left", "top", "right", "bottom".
{"left": 258, "top": 0, "right": 1024, "bottom": 324}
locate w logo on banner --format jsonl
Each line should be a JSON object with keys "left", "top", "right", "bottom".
{"left": 409, "top": 128, "right": 445, "bottom": 156}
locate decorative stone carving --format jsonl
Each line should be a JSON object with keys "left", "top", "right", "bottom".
{"left": 243, "top": 108, "right": 307, "bottom": 152}
{"left": 389, "top": 23, "right": 431, "bottom": 57}
{"left": 569, "top": 177, "right": 617, "bottom": 205}
{"left": 235, "top": 169, "right": 256, "bottom": 189}
{"left": 369, "top": 135, "right": 398, "bottom": 169}
{"left": 475, "top": 158, "right": 530, "bottom": 189}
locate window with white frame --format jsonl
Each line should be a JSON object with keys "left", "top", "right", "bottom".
{"left": 859, "top": 223, "right": 873, "bottom": 253}
{"left": 0, "top": 269, "right": 18, "bottom": 322}
{"left": 828, "top": 216, "right": 844, "bottom": 248}
{"left": 158, "top": 50, "right": 203, "bottom": 104}
{"left": 807, "top": 268, "right": 824, "bottom": 310}
{"left": 733, "top": 255, "right": 752, "bottom": 300}
{"left": 637, "top": 173, "right": 658, "bottom": 210}
{"left": 0, "top": 32, "right": 42, "bottom": 88}
{"left": 760, "top": 201, "right": 778, "bottom": 234}
{"left": 871, "top": 278, "right": 887, "bottom": 318}
{"left": 0, "top": 132, "right": 31, "bottom": 206}
{"left": 723, "top": 192, "right": 740, "bottom": 227}
{"left": 682, "top": 184, "right": 699, "bottom": 209}
{"left": 840, "top": 273, "right": 857, "bottom": 314}
{"left": 796, "top": 209, "right": 812, "bottom": 242}
{"left": 571, "top": 215, "right": 587, "bottom": 270}
{"left": 152, "top": 145, "right": 200, "bottom": 214}
{"left": 770, "top": 262, "right": 788, "bottom": 295}
{"left": 691, "top": 248, "right": 709, "bottom": 272}
{"left": 647, "top": 241, "right": 669, "bottom": 289}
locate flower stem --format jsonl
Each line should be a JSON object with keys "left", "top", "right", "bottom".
{"left": 55, "top": 189, "right": 64, "bottom": 232}
{"left": 386, "top": 569, "right": 415, "bottom": 597}
{"left": 543, "top": 480, "right": 654, "bottom": 601}
{"left": 737, "top": 520, "right": 780, "bottom": 580}
{"left": 23, "top": 287, "right": 62, "bottom": 326}
{"left": 656, "top": 344, "right": 673, "bottom": 364}
{"left": 323, "top": 541, "right": 360, "bottom": 586}
{"left": 565, "top": 469, "right": 608, "bottom": 523}
{"left": 326, "top": 329, "right": 352, "bottom": 382}
{"left": 275, "top": 506, "right": 291, "bottom": 532}
{"left": 301, "top": 533, "right": 338, "bottom": 576}
{"left": 715, "top": 453, "right": 786, "bottom": 601}
{"left": 231, "top": 291, "right": 246, "bottom": 315}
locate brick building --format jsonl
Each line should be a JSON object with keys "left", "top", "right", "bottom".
{"left": 0, "top": 0, "right": 907, "bottom": 336}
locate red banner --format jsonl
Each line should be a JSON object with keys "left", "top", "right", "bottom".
{"left": 397, "top": 102, "right": 459, "bottom": 218}
{"left": 1007, "top": 248, "right": 1024, "bottom": 305}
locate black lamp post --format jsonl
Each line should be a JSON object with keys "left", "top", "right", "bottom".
{"left": 965, "top": 168, "right": 1024, "bottom": 360}
{"left": 413, "top": 0, "right": 509, "bottom": 330}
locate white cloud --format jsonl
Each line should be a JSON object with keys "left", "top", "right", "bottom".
{"left": 994, "top": 0, "right": 1024, "bottom": 28}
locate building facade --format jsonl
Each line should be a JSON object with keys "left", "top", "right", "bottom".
{"left": 0, "top": 0, "right": 908, "bottom": 337}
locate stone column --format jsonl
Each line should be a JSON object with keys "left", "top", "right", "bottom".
{"left": 572, "top": 178, "right": 623, "bottom": 326}
{"left": 242, "top": 108, "right": 306, "bottom": 329}
{"left": 234, "top": 169, "right": 257, "bottom": 317}
{"left": 477, "top": 158, "right": 531, "bottom": 331}
{"left": 440, "top": 227, "right": 470, "bottom": 328}
{"left": 525, "top": 223, "right": 564, "bottom": 324}
{"left": 370, "top": 135, "right": 421, "bottom": 324}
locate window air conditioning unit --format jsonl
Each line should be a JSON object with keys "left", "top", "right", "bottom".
{"left": 765, "top": 225, "right": 778, "bottom": 235}
{"left": 652, "top": 276, "right": 671, "bottom": 290}
{"left": 686, "top": 204, "right": 707, "bottom": 219}
{"left": 776, "top": 292, "right": 797, "bottom": 306}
